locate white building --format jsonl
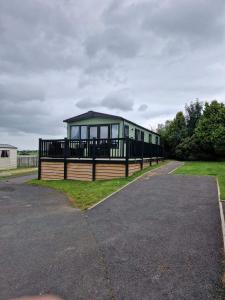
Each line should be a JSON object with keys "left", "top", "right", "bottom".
{"left": 0, "top": 144, "right": 17, "bottom": 170}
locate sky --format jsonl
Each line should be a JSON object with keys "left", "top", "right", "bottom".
{"left": 0, "top": 0, "right": 225, "bottom": 149}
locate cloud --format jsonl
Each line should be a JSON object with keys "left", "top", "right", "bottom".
{"left": 0, "top": 101, "right": 51, "bottom": 134}
{"left": 138, "top": 104, "right": 148, "bottom": 111}
{"left": 76, "top": 98, "right": 98, "bottom": 109}
{"left": 0, "top": 0, "right": 225, "bottom": 149}
{"left": 101, "top": 92, "right": 134, "bottom": 111}
{"left": 85, "top": 27, "right": 140, "bottom": 59}
{"left": 0, "top": 81, "right": 45, "bottom": 102}
{"left": 76, "top": 90, "right": 134, "bottom": 111}
{"left": 0, "top": 0, "right": 84, "bottom": 74}
{"left": 142, "top": 0, "right": 225, "bottom": 45}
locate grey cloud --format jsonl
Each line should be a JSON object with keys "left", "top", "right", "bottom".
{"left": 0, "top": 82, "right": 45, "bottom": 102}
{"left": 76, "top": 98, "right": 98, "bottom": 109}
{"left": 85, "top": 27, "right": 140, "bottom": 58}
{"left": 101, "top": 93, "right": 134, "bottom": 111}
{"left": 0, "top": 98, "right": 64, "bottom": 135}
{"left": 0, "top": 0, "right": 83, "bottom": 74}
{"left": 142, "top": 0, "right": 225, "bottom": 44}
{"left": 138, "top": 104, "right": 148, "bottom": 111}
{"left": 140, "top": 107, "right": 179, "bottom": 120}
{"left": 84, "top": 56, "right": 113, "bottom": 75}
{"left": 0, "top": 0, "right": 225, "bottom": 149}
{"left": 76, "top": 90, "right": 134, "bottom": 112}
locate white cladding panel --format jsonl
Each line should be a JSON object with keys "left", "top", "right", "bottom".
{"left": 0, "top": 148, "right": 17, "bottom": 170}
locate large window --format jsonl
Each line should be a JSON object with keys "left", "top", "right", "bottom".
{"left": 124, "top": 125, "right": 129, "bottom": 138}
{"left": 89, "top": 126, "right": 98, "bottom": 139}
{"left": 71, "top": 126, "right": 80, "bottom": 139}
{"left": 111, "top": 124, "right": 119, "bottom": 139}
{"left": 149, "top": 134, "right": 152, "bottom": 144}
{"left": 70, "top": 124, "right": 119, "bottom": 140}
{"left": 1, "top": 150, "right": 9, "bottom": 158}
{"left": 81, "top": 126, "right": 87, "bottom": 139}
{"left": 141, "top": 131, "right": 144, "bottom": 141}
{"left": 100, "top": 126, "right": 109, "bottom": 139}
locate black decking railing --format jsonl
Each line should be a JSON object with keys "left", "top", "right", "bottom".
{"left": 39, "top": 138, "right": 163, "bottom": 159}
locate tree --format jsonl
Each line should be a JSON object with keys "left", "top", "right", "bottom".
{"left": 158, "top": 112, "right": 187, "bottom": 157}
{"left": 194, "top": 100, "right": 225, "bottom": 158}
{"left": 175, "top": 136, "right": 200, "bottom": 160}
{"left": 158, "top": 100, "right": 225, "bottom": 160}
{"left": 185, "top": 99, "right": 203, "bottom": 136}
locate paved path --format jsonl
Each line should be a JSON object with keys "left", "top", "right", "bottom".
{"left": 0, "top": 172, "right": 37, "bottom": 184}
{"left": 0, "top": 162, "right": 223, "bottom": 299}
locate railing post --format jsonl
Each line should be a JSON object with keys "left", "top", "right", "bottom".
{"left": 38, "top": 138, "right": 42, "bottom": 180}
{"left": 149, "top": 143, "right": 152, "bottom": 166}
{"left": 141, "top": 140, "right": 144, "bottom": 170}
{"left": 64, "top": 138, "right": 68, "bottom": 180}
{"left": 125, "top": 138, "right": 129, "bottom": 177}
{"left": 156, "top": 145, "right": 159, "bottom": 164}
{"left": 92, "top": 138, "right": 96, "bottom": 181}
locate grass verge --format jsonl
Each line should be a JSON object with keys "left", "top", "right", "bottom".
{"left": 29, "top": 160, "right": 168, "bottom": 210}
{"left": 0, "top": 167, "right": 38, "bottom": 179}
{"left": 174, "top": 161, "right": 225, "bottom": 200}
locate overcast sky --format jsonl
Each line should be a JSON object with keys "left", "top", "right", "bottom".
{"left": 1, "top": 0, "right": 225, "bottom": 149}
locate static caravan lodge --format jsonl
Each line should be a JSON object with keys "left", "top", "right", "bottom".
{"left": 64, "top": 111, "right": 160, "bottom": 145}
{"left": 38, "top": 111, "right": 163, "bottom": 181}
{"left": 0, "top": 144, "right": 17, "bottom": 170}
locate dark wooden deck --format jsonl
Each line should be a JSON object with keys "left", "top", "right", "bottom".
{"left": 38, "top": 138, "right": 164, "bottom": 181}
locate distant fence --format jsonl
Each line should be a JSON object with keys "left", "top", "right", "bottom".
{"left": 17, "top": 156, "right": 38, "bottom": 167}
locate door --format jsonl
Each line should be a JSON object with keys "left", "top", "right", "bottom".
{"left": 89, "top": 125, "right": 110, "bottom": 139}
{"left": 89, "top": 125, "right": 110, "bottom": 157}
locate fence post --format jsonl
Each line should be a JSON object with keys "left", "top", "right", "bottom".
{"left": 125, "top": 138, "right": 129, "bottom": 177}
{"left": 64, "top": 138, "right": 68, "bottom": 180}
{"left": 38, "top": 138, "right": 42, "bottom": 180}
{"left": 92, "top": 138, "right": 96, "bottom": 181}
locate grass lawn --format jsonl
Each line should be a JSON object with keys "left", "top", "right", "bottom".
{"left": 174, "top": 161, "right": 225, "bottom": 200}
{"left": 30, "top": 160, "right": 168, "bottom": 210}
{"left": 0, "top": 167, "right": 38, "bottom": 179}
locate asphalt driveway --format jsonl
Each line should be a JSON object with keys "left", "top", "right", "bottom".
{"left": 0, "top": 162, "right": 223, "bottom": 299}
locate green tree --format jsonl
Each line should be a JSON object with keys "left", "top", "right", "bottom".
{"left": 195, "top": 100, "right": 225, "bottom": 158}
{"left": 158, "top": 112, "right": 187, "bottom": 157}
{"left": 175, "top": 135, "right": 202, "bottom": 160}
{"left": 185, "top": 99, "right": 203, "bottom": 136}
{"left": 158, "top": 100, "right": 225, "bottom": 160}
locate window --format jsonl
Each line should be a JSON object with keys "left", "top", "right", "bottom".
{"left": 141, "top": 131, "right": 144, "bottom": 141}
{"left": 1, "top": 150, "right": 9, "bottom": 157}
{"left": 111, "top": 124, "right": 119, "bottom": 139}
{"left": 149, "top": 134, "right": 152, "bottom": 144}
{"left": 135, "top": 129, "right": 141, "bottom": 141}
{"left": 124, "top": 125, "right": 129, "bottom": 138}
{"left": 81, "top": 126, "right": 87, "bottom": 139}
{"left": 89, "top": 126, "right": 98, "bottom": 139}
{"left": 155, "top": 136, "right": 159, "bottom": 145}
{"left": 71, "top": 126, "right": 80, "bottom": 139}
{"left": 100, "top": 126, "right": 109, "bottom": 139}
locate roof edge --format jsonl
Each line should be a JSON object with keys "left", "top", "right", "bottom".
{"left": 0, "top": 144, "right": 17, "bottom": 149}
